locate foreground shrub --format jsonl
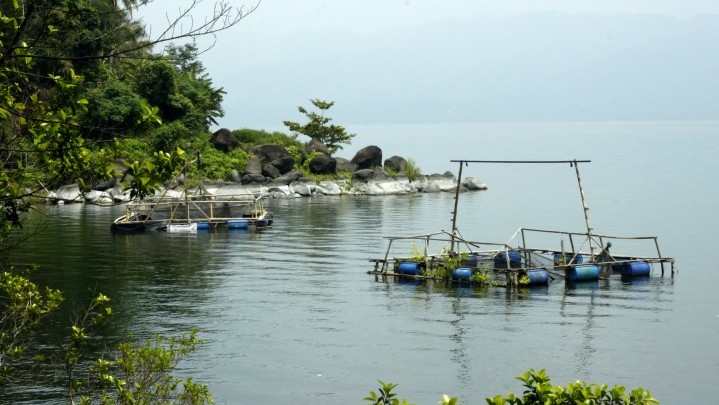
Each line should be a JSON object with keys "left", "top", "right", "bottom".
{"left": 367, "top": 369, "right": 659, "bottom": 405}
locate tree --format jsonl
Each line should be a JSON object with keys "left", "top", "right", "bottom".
{"left": 0, "top": 0, "right": 257, "bottom": 246}
{"left": 283, "top": 98, "right": 355, "bottom": 154}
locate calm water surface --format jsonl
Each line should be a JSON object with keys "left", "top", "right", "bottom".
{"left": 4, "top": 121, "right": 718, "bottom": 404}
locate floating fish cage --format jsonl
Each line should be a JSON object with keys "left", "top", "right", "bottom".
{"left": 369, "top": 227, "right": 675, "bottom": 289}
{"left": 369, "top": 159, "right": 676, "bottom": 290}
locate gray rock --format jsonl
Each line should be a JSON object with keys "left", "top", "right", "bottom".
{"left": 290, "top": 183, "right": 314, "bottom": 196}
{"left": 230, "top": 169, "right": 241, "bottom": 183}
{"left": 306, "top": 138, "right": 330, "bottom": 156}
{"left": 272, "top": 170, "right": 304, "bottom": 185}
{"left": 316, "top": 181, "right": 342, "bottom": 195}
{"left": 424, "top": 177, "right": 458, "bottom": 192}
{"left": 262, "top": 163, "right": 281, "bottom": 179}
{"left": 252, "top": 144, "right": 292, "bottom": 163}
{"left": 244, "top": 155, "right": 262, "bottom": 175}
{"left": 351, "top": 145, "right": 382, "bottom": 170}
{"left": 384, "top": 155, "right": 407, "bottom": 172}
{"left": 335, "top": 157, "right": 357, "bottom": 173}
{"left": 270, "top": 156, "right": 295, "bottom": 175}
{"left": 352, "top": 169, "right": 376, "bottom": 182}
{"left": 462, "top": 177, "right": 488, "bottom": 190}
{"left": 268, "top": 185, "right": 292, "bottom": 196}
{"left": 85, "top": 190, "right": 113, "bottom": 205}
{"left": 241, "top": 174, "right": 266, "bottom": 184}
{"left": 210, "top": 128, "right": 240, "bottom": 152}
{"left": 56, "top": 184, "right": 83, "bottom": 203}
{"left": 366, "top": 180, "right": 410, "bottom": 195}
{"left": 308, "top": 154, "right": 336, "bottom": 175}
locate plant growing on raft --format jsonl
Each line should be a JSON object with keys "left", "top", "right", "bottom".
{"left": 470, "top": 268, "right": 494, "bottom": 286}
{"left": 426, "top": 251, "right": 466, "bottom": 279}
{"left": 409, "top": 242, "right": 426, "bottom": 264}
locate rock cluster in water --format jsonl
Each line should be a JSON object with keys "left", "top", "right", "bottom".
{"left": 45, "top": 137, "right": 488, "bottom": 204}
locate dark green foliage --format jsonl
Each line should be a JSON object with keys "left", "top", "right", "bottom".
{"left": 232, "top": 128, "right": 303, "bottom": 149}
{"left": 82, "top": 81, "right": 146, "bottom": 140}
{"left": 191, "top": 145, "right": 251, "bottom": 182}
{"left": 135, "top": 60, "right": 179, "bottom": 118}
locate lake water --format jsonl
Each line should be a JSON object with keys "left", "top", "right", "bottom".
{"left": 4, "top": 121, "right": 718, "bottom": 404}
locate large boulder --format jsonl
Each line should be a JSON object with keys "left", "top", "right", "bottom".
{"left": 315, "top": 181, "right": 342, "bottom": 195}
{"left": 244, "top": 155, "right": 263, "bottom": 175}
{"left": 55, "top": 184, "right": 83, "bottom": 203}
{"left": 308, "top": 154, "right": 337, "bottom": 175}
{"left": 462, "top": 177, "right": 488, "bottom": 190}
{"left": 269, "top": 156, "right": 295, "bottom": 174}
{"left": 335, "top": 157, "right": 357, "bottom": 173}
{"left": 252, "top": 144, "right": 292, "bottom": 163}
{"left": 261, "top": 163, "right": 281, "bottom": 179}
{"left": 384, "top": 156, "right": 407, "bottom": 173}
{"left": 210, "top": 128, "right": 240, "bottom": 152}
{"left": 241, "top": 174, "right": 266, "bottom": 184}
{"left": 351, "top": 145, "right": 382, "bottom": 170}
{"left": 306, "top": 138, "right": 330, "bottom": 156}
{"left": 352, "top": 168, "right": 376, "bottom": 182}
{"left": 272, "top": 170, "right": 304, "bottom": 185}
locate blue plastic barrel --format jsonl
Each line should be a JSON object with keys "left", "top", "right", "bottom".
{"left": 227, "top": 219, "right": 249, "bottom": 229}
{"left": 462, "top": 254, "right": 478, "bottom": 267}
{"left": 452, "top": 267, "right": 473, "bottom": 281}
{"left": 617, "top": 261, "right": 651, "bottom": 276}
{"left": 565, "top": 264, "right": 599, "bottom": 281}
{"left": 196, "top": 222, "right": 210, "bottom": 230}
{"left": 526, "top": 269, "right": 549, "bottom": 285}
{"left": 397, "top": 261, "right": 422, "bottom": 276}
{"left": 494, "top": 251, "right": 522, "bottom": 268}
{"left": 553, "top": 252, "right": 584, "bottom": 265}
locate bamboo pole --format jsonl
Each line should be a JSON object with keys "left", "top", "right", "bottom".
{"left": 450, "top": 160, "right": 464, "bottom": 253}
{"left": 572, "top": 160, "right": 596, "bottom": 261}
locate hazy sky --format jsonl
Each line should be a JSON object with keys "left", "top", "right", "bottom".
{"left": 140, "top": 1, "right": 719, "bottom": 133}
{"left": 234, "top": 0, "right": 719, "bottom": 33}
{"left": 146, "top": 0, "right": 719, "bottom": 36}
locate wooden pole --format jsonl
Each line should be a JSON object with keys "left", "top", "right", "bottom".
{"left": 573, "top": 160, "right": 596, "bottom": 261}
{"left": 450, "top": 160, "right": 464, "bottom": 253}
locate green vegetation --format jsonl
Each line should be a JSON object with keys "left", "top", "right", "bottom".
{"left": 283, "top": 98, "right": 356, "bottom": 154}
{"left": 365, "top": 381, "right": 414, "bottom": 405}
{"left": 367, "top": 369, "right": 659, "bottom": 405}
{"left": 404, "top": 158, "right": 421, "bottom": 182}
{"left": 0, "top": 269, "right": 208, "bottom": 404}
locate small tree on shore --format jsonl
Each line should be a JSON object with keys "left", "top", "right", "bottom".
{"left": 283, "top": 99, "right": 355, "bottom": 154}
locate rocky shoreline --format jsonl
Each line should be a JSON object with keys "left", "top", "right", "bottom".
{"left": 47, "top": 170, "right": 487, "bottom": 205}
{"left": 45, "top": 140, "right": 488, "bottom": 205}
